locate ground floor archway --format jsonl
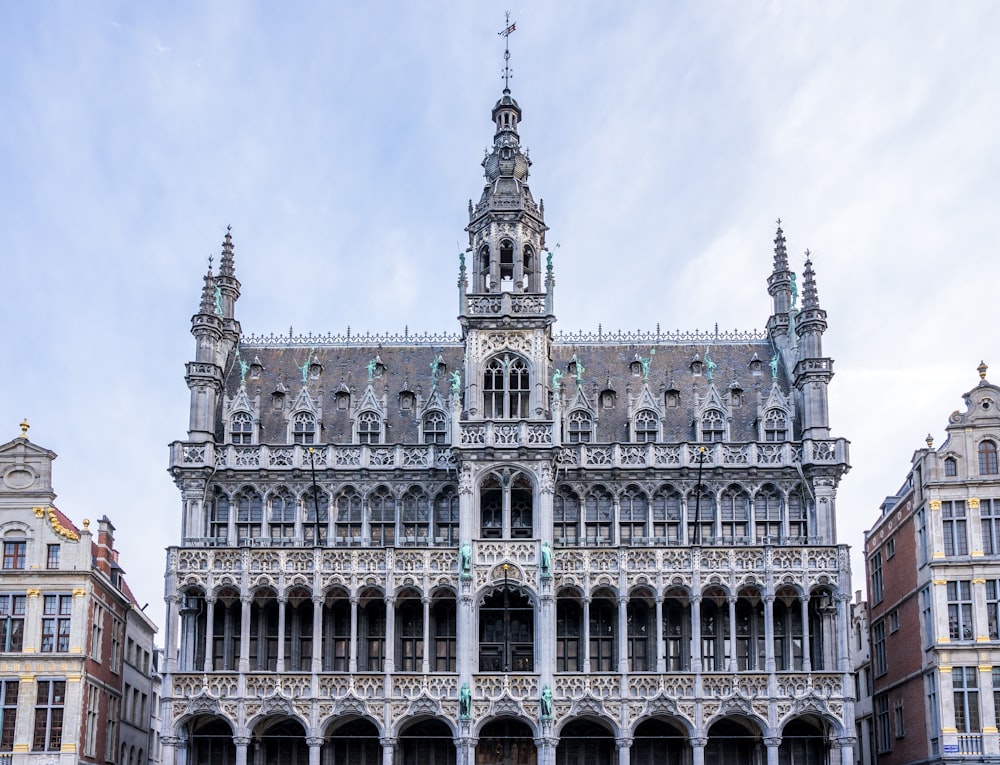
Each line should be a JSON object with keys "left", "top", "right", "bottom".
{"left": 477, "top": 717, "right": 537, "bottom": 765}
{"left": 631, "top": 717, "right": 689, "bottom": 765}
{"left": 779, "top": 716, "right": 829, "bottom": 765}
{"left": 704, "top": 717, "right": 763, "bottom": 765}
{"left": 398, "top": 717, "right": 456, "bottom": 765}
{"left": 556, "top": 718, "right": 615, "bottom": 765}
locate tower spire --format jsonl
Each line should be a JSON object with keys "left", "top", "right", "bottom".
{"left": 801, "top": 250, "right": 820, "bottom": 310}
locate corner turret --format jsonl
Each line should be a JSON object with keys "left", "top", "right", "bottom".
{"left": 793, "top": 253, "right": 834, "bottom": 439}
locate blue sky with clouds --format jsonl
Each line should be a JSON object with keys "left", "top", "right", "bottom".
{"left": 3, "top": 1, "right": 998, "bottom": 614}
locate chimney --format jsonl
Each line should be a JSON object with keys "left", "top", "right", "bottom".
{"left": 95, "top": 516, "right": 117, "bottom": 577}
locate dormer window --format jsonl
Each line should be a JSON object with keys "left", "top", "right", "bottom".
{"left": 399, "top": 391, "right": 415, "bottom": 411}
{"left": 630, "top": 358, "right": 643, "bottom": 376}
{"left": 567, "top": 410, "right": 593, "bottom": 443}
{"left": 336, "top": 391, "right": 351, "bottom": 411}
{"left": 601, "top": 390, "right": 616, "bottom": 409}
{"left": 634, "top": 410, "right": 658, "bottom": 443}
{"left": 358, "top": 411, "right": 382, "bottom": 444}
{"left": 293, "top": 412, "right": 316, "bottom": 445}
{"left": 666, "top": 390, "right": 680, "bottom": 408}
{"left": 701, "top": 409, "right": 725, "bottom": 442}
{"left": 749, "top": 357, "right": 763, "bottom": 376}
{"left": 271, "top": 391, "right": 285, "bottom": 411}
{"left": 763, "top": 409, "right": 788, "bottom": 442}
{"left": 231, "top": 411, "right": 254, "bottom": 445}
{"left": 423, "top": 411, "right": 448, "bottom": 445}
{"left": 944, "top": 457, "right": 958, "bottom": 477}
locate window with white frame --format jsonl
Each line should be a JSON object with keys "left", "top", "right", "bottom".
{"left": 633, "top": 409, "right": 658, "bottom": 443}
{"left": 763, "top": 408, "right": 787, "bottom": 441}
{"left": 982, "top": 499, "right": 1000, "bottom": 555}
{"left": 40, "top": 595, "right": 72, "bottom": 653}
{"left": 32, "top": 679, "right": 66, "bottom": 751}
{"left": 942, "top": 501, "right": 968, "bottom": 556}
{"left": 947, "top": 580, "right": 974, "bottom": 641}
{"left": 701, "top": 409, "right": 725, "bottom": 442}
{"left": 422, "top": 411, "right": 448, "bottom": 445}
{"left": 953, "top": 667, "right": 981, "bottom": 733}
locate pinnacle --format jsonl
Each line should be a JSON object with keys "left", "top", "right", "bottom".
{"left": 219, "top": 225, "right": 236, "bottom": 277}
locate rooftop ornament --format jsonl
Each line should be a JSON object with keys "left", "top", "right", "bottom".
{"left": 18, "top": 419, "right": 29, "bottom": 439}
{"left": 980, "top": 360, "right": 989, "bottom": 381}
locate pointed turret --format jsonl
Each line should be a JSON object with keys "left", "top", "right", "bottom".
{"left": 185, "top": 251, "right": 228, "bottom": 441}
{"left": 793, "top": 252, "right": 833, "bottom": 440}
{"left": 214, "top": 226, "right": 242, "bottom": 340}
{"left": 767, "top": 221, "right": 793, "bottom": 334}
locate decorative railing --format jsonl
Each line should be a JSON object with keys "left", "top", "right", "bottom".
{"left": 465, "top": 294, "right": 548, "bottom": 316}
{"left": 169, "top": 542, "right": 845, "bottom": 587}
{"left": 956, "top": 734, "right": 983, "bottom": 755}
{"left": 171, "top": 438, "right": 848, "bottom": 471}
{"left": 238, "top": 324, "right": 767, "bottom": 347}
{"left": 167, "top": 670, "right": 843, "bottom": 704}
{"left": 459, "top": 421, "right": 553, "bottom": 447}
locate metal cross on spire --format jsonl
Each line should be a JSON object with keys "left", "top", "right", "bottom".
{"left": 498, "top": 11, "right": 516, "bottom": 91}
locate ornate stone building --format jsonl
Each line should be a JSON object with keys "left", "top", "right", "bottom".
{"left": 162, "top": 77, "right": 855, "bottom": 765}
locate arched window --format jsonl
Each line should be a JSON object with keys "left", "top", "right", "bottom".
{"left": 590, "top": 594, "right": 617, "bottom": 671}
{"left": 361, "top": 598, "right": 386, "bottom": 672}
{"left": 479, "top": 244, "right": 491, "bottom": 291}
{"left": 234, "top": 488, "right": 263, "bottom": 541}
{"left": 333, "top": 489, "right": 362, "bottom": 542}
{"left": 231, "top": 411, "right": 254, "bottom": 444}
{"left": 483, "top": 355, "right": 530, "bottom": 419}
{"left": 499, "top": 239, "right": 515, "bottom": 288}
{"left": 479, "top": 470, "right": 533, "bottom": 539}
{"left": 302, "top": 487, "right": 329, "bottom": 544}
{"left": 396, "top": 594, "right": 423, "bottom": 672}
{"left": 634, "top": 409, "right": 658, "bottom": 442}
{"left": 701, "top": 409, "right": 725, "bottom": 442}
{"left": 719, "top": 486, "right": 750, "bottom": 542}
{"left": 432, "top": 597, "right": 457, "bottom": 671}
{"left": 944, "top": 457, "right": 958, "bottom": 477}
{"left": 663, "top": 588, "right": 691, "bottom": 670}
{"left": 556, "top": 595, "right": 582, "bottom": 671}
{"left": 774, "top": 590, "right": 804, "bottom": 671}
{"left": 401, "top": 489, "right": 430, "bottom": 543}
{"left": 584, "top": 487, "right": 614, "bottom": 545}
{"left": 422, "top": 411, "right": 448, "bottom": 445}
{"left": 479, "top": 588, "right": 534, "bottom": 671}
{"left": 627, "top": 595, "right": 654, "bottom": 671}
{"left": 554, "top": 487, "right": 581, "bottom": 545}
{"left": 619, "top": 485, "right": 648, "bottom": 543}
{"left": 434, "top": 488, "right": 459, "bottom": 545}
{"left": 357, "top": 411, "right": 381, "bottom": 444}
{"left": 980, "top": 440, "right": 999, "bottom": 475}
{"left": 210, "top": 488, "right": 230, "bottom": 540}
{"left": 788, "top": 488, "right": 808, "bottom": 540}
{"left": 763, "top": 408, "right": 787, "bottom": 441}
{"left": 522, "top": 245, "right": 533, "bottom": 290}
{"left": 567, "top": 410, "right": 593, "bottom": 443}
{"left": 268, "top": 488, "right": 297, "bottom": 539}
{"left": 754, "top": 485, "right": 783, "bottom": 542}
{"left": 651, "top": 487, "right": 683, "bottom": 544}
{"left": 700, "top": 590, "right": 730, "bottom": 671}
{"left": 368, "top": 487, "right": 396, "bottom": 546}
{"left": 292, "top": 412, "right": 316, "bottom": 445}
{"left": 687, "top": 487, "right": 715, "bottom": 544}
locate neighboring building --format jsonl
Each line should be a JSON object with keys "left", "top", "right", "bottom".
{"left": 0, "top": 424, "right": 159, "bottom": 764}
{"left": 864, "top": 362, "right": 1000, "bottom": 763}
{"left": 162, "top": 75, "right": 856, "bottom": 764}
{"left": 850, "top": 591, "right": 873, "bottom": 765}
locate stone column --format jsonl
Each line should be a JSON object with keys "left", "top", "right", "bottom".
{"left": 834, "top": 736, "right": 855, "bottom": 765}
{"left": 276, "top": 595, "right": 287, "bottom": 673}
{"left": 655, "top": 594, "right": 665, "bottom": 674}
{"left": 618, "top": 595, "right": 629, "bottom": 674}
{"left": 836, "top": 593, "right": 851, "bottom": 673}
{"left": 456, "top": 735, "right": 478, "bottom": 765}
{"left": 800, "top": 596, "right": 811, "bottom": 672}
{"left": 691, "top": 736, "right": 707, "bottom": 765}
{"left": 536, "top": 735, "right": 558, "bottom": 765}
{"left": 582, "top": 596, "right": 592, "bottom": 673}
{"left": 239, "top": 595, "right": 252, "bottom": 673}
{"left": 763, "top": 595, "right": 775, "bottom": 672}
{"left": 728, "top": 595, "right": 738, "bottom": 672}
{"left": 160, "top": 735, "right": 179, "bottom": 765}
{"left": 165, "top": 595, "right": 180, "bottom": 674}
{"left": 178, "top": 596, "right": 199, "bottom": 672}
{"left": 691, "top": 596, "right": 702, "bottom": 673}
{"left": 616, "top": 736, "right": 632, "bottom": 765}
{"left": 422, "top": 596, "right": 432, "bottom": 674}
{"left": 385, "top": 595, "right": 396, "bottom": 673}
{"left": 307, "top": 736, "right": 324, "bottom": 765}
{"left": 203, "top": 596, "right": 216, "bottom": 672}
{"left": 764, "top": 736, "right": 781, "bottom": 765}
{"left": 539, "top": 590, "right": 554, "bottom": 684}
{"left": 349, "top": 596, "right": 359, "bottom": 673}
{"left": 381, "top": 736, "right": 396, "bottom": 765}
{"left": 458, "top": 589, "right": 474, "bottom": 680}
{"left": 312, "top": 595, "right": 324, "bottom": 674}
{"left": 234, "top": 736, "right": 251, "bottom": 765}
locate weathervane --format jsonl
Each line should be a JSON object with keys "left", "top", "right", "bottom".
{"left": 498, "top": 11, "right": 516, "bottom": 90}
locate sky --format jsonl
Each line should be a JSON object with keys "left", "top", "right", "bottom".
{"left": 2, "top": 1, "right": 998, "bottom": 621}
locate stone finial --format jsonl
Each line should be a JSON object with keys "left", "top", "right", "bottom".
{"left": 926, "top": 434, "right": 934, "bottom": 448}
{"left": 199, "top": 269, "right": 215, "bottom": 314}
{"left": 18, "top": 419, "right": 29, "bottom": 439}
{"left": 979, "top": 360, "right": 988, "bottom": 381}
